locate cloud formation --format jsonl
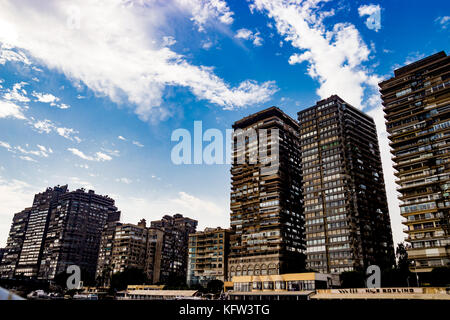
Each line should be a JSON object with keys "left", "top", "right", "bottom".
{"left": 2, "top": 82, "right": 30, "bottom": 103}
{"left": 0, "top": 100, "right": 26, "bottom": 119}
{"left": 0, "top": 0, "right": 276, "bottom": 123}
{"left": 31, "top": 119, "right": 81, "bottom": 143}
{"left": 115, "top": 191, "right": 228, "bottom": 231}
{"left": 32, "top": 91, "right": 70, "bottom": 109}
{"left": 435, "top": 16, "right": 450, "bottom": 30}
{"left": 175, "top": 0, "right": 234, "bottom": 31}
{"left": 0, "top": 177, "right": 39, "bottom": 246}
{"left": 68, "top": 147, "right": 112, "bottom": 162}
{"left": 251, "top": 0, "right": 381, "bottom": 110}
{"left": 235, "top": 28, "right": 263, "bottom": 46}
{"left": 116, "top": 177, "right": 132, "bottom": 184}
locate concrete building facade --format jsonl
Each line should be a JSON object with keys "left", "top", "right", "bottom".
{"left": 96, "top": 219, "right": 164, "bottom": 285}
{"left": 380, "top": 51, "right": 450, "bottom": 271}
{"left": 187, "top": 227, "right": 230, "bottom": 286}
{"left": 151, "top": 214, "right": 198, "bottom": 283}
{"left": 297, "top": 95, "right": 395, "bottom": 273}
{"left": 228, "top": 107, "right": 305, "bottom": 279}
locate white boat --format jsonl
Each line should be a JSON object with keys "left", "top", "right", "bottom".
{"left": 73, "top": 293, "right": 98, "bottom": 300}
{"left": 27, "top": 290, "right": 49, "bottom": 300}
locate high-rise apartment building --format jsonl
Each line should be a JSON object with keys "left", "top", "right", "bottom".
{"left": 379, "top": 51, "right": 450, "bottom": 271}
{"left": 96, "top": 219, "right": 164, "bottom": 285}
{"left": 0, "top": 249, "right": 5, "bottom": 270}
{"left": 0, "top": 208, "right": 31, "bottom": 278}
{"left": 15, "top": 186, "right": 68, "bottom": 277}
{"left": 37, "top": 189, "right": 120, "bottom": 281}
{"left": 4, "top": 186, "right": 120, "bottom": 281}
{"left": 187, "top": 227, "right": 230, "bottom": 286}
{"left": 151, "top": 214, "right": 197, "bottom": 282}
{"left": 95, "top": 214, "right": 122, "bottom": 286}
{"left": 297, "top": 95, "right": 394, "bottom": 273}
{"left": 228, "top": 107, "right": 305, "bottom": 279}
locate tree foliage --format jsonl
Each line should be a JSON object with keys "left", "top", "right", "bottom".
{"left": 110, "top": 268, "right": 149, "bottom": 291}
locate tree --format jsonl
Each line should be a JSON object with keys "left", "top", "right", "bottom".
{"left": 384, "top": 242, "right": 419, "bottom": 287}
{"left": 110, "top": 268, "right": 149, "bottom": 291}
{"left": 396, "top": 242, "right": 410, "bottom": 273}
{"left": 206, "top": 280, "right": 223, "bottom": 294}
{"left": 54, "top": 271, "right": 70, "bottom": 290}
{"left": 96, "top": 266, "right": 113, "bottom": 287}
{"left": 340, "top": 271, "right": 365, "bottom": 288}
{"left": 163, "top": 274, "right": 189, "bottom": 290}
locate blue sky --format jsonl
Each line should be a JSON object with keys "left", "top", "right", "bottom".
{"left": 0, "top": 0, "right": 449, "bottom": 247}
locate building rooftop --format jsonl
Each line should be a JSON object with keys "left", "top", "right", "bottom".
{"left": 232, "top": 106, "right": 299, "bottom": 130}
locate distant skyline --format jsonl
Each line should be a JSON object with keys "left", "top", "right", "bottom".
{"left": 1, "top": 0, "right": 449, "bottom": 247}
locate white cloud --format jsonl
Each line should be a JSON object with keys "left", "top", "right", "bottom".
{"left": 0, "top": 177, "right": 38, "bottom": 246}
{"left": 96, "top": 152, "right": 113, "bottom": 161}
{"left": 19, "top": 155, "right": 37, "bottom": 162}
{"left": 32, "top": 119, "right": 54, "bottom": 134}
{"left": 16, "top": 144, "right": 51, "bottom": 158}
{"left": 235, "top": 28, "right": 263, "bottom": 46}
{"left": 0, "top": 43, "right": 31, "bottom": 65}
{"left": 101, "top": 148, "right": 120, "bottom": 157}
{"left": 0, "top": 141, "right": 53, "bottom": 160}
{"left": 56, "top": 127, "right": 81, "bottom": 142}
{"left": 68, "top": 176, "right": 94, "bottom": 190}
{"left": 162, "top": 36, "right": 176, "bottom": 47}
{"left": 115, "top": 177, "right": 132, "bottom": 184}
{"left": 68, "top": 148, "right": 112, "bottom": 162}
{"left": 0, "top": 1, "right": 275, "bottom": 122}
{"left": 32, "top": 91, "right": 59, "bottom": 104}
{"left": 58, "top": 103, "right": 70, "bottom": 109}
{"left": 201, "top": 40, "right": 214, "bottom": 50}
{"left": 132, "top": 140, "right": 144, "bottom": 148}
{"left": 0, "top": 140, "right": 12, "bottom": 150}
{"left": 235, "top": 28, "right": 253, "bottom": 40}
{"left": 2, "top": 82, "right": 30, "bottom": 102}
{"left": 114, "top": 191, "right": 229, "bottom": 231}
{"left": 175, "top": 0, "right": 234, "bottom": 31}
{"left": 358, "top": 4, "right": 380, "bottom": 16}
{"left": 358, "top": 4, "right": 381, "bottom": 32}
{"left": 435, "top": 16, "right": 450, "bottom": 29}
{"left": 118, "top": 136, "right": 143, "bottom": 147}
{"left": 32, "top": 91, "right": 70, "bottom": 109}
{"left": 0, "top": 100, "right": 26, "bottom": 119}
{"left": 251, "top": 0, "right": 380, "bottom": 110}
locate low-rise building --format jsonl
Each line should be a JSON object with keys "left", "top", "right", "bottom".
{"left": 231, "top": 272, "right": 340, "bottom": 292}
{"left": 228, "top": 272, "right": 340, "bottom": 300}
{"left": 187, "top": 227, "right": 230, "bottom": 286}
{"left": 96, "top": 219, "right": 164, "bottom": 284}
